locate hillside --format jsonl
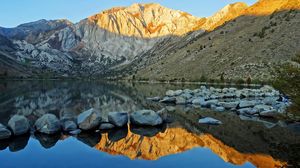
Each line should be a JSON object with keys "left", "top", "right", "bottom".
{"left": 123, "top": 0, "right": 300, "bottom": 82}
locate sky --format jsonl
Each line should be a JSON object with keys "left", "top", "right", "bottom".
{"left": 0, "top": 0, "right": 257, "bottom": 28}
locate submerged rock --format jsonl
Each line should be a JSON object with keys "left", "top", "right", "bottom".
{"left": 108, "top": 112, "right": 128, "bottom": 127}
{"left": 8, "top": 115, "right": 30, "bottom": 136}
{"left": 9, "top": 135, "right": 30, "bottom": 152}
{"left": 130, "top": 110, "right": 163, "bottom": 126}
{"left": 35, "top": 114, "right": 61, "bottom": 134}
{"left": 198, "top": 117, "right": 222, "bottom": 125}
{"left": 108, "top": 128, "right": 128, "bottom": 142}
{"left": 77, "top": 108, "right": 101, "bottom": 130}
{"left": 130, "top": 126, "right": 162, "bottom": 137}
{"left": 0, "top": 124, "right": 11, "bottom": 140}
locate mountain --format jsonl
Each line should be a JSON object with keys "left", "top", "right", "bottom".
{"left": 122, "top": 0, "right": 300, "bottom": 82}
{"left": 0, "top": 1, "right": 299, "bottom": 81}
{"left": 0, "top": 3, "right": 206, "bottom": 78}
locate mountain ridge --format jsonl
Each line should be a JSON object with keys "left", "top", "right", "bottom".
{"left": 0, "top": 0, "right": 299, "bottom": 80}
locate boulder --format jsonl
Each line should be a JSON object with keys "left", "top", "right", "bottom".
{"left": 206, "top": 99, "right": 219, "bottom": 106}
{"left": 61, "top": 120, "right": 77, "bottom": 132}
{"left": 108, "top": 112, "right": 128, "bottom": 127}
{"left": 35, "top": 114, "right": 61, "bottom": 134}
{"left": 238, "top": 100, "right": 258, "bottom": 108}
{"left": 199, "top": 117, "right": 222, "bottom": 125}
{"left": 219, "top": 102, "right": 239, "bottom": 109}
{"left": 0, "top": 124, "right": 11, "bottom": 140}
{"left": 175, "top": 96, "right": 186, "bottom": 105}
{"left": 159, "top": 97, "right": 176, "bottom": 104}
{"left": 146, "top": 97, "right": 161, "bottom": 102}
{"left": 99, "top": 123, "right": 115, "bottom": 130}
{"left": 262, "top": 97, "right": 278, "bottom": 105}
{"left": 238, "top": 108, "right": 259, "bottom": 115}
{"left": 130, "top": 110, "right": 163, "bottom": 126}
{"left": 69, "top": 129, "right": 82, "bottom": 135}
{"left": 259, "top": 110, "right": 279, "bottom": 118}
{"left": 166, "top": 90, "right": 175, "bottom": 97}
{"left": 215, "top": 106, "right": 225, "bottom": 112}
{"left": 8, "top": 115, "right": 30, "bottom": 136}
{"left": 254, "top": 105, "right": 274, "bottom": 112}
{"left": 77, "top": 108, "right": 101, "bottom": 130}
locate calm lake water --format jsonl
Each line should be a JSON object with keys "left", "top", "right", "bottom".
{"left": 0, "top": 80, "right": 299, "bottom": 168}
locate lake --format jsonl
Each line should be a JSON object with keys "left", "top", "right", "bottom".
{"left": 0, "top": 80, "right": 299, "bottom": 168}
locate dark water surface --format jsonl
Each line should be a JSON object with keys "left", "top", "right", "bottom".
{"left": 0, "top": 80, "right": 299, "bottom": 168}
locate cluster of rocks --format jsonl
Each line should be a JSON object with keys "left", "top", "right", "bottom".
{"left": 0, "top": 108, "right": 164, "bottom": 140}
{"left": 148, "top": 85, "right": 291, "bottom": 119}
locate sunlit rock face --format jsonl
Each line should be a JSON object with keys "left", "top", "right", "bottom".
{"left": 88, "top": 3, "right": 203, "bottom": 38}
{"left": 95, "top": 127, "right": 286, "bottom": 168}
{"left": 202, "top": 2, "right": 249, "bottom": 31}
{"left": 243, "top": 0, "right": 300, "bottom": 15}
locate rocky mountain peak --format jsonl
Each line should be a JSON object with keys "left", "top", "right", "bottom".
{"left": 202, "top": 2, "right": 249, "bottom": 30}
{"left": 88, "top": 3, "right": 203, "bottom": 38}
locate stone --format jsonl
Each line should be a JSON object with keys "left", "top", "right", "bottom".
{"left": 198, "top": 117, "right": 222, "bottom": 125}
{"left": 108, "top": 112, "right": 128, "bottom": 127}
{"left": 69, "top": 129, "right": 82, "bottom": 135}
{"left": 99, "top": 123, "right": 115, "bottom": 130}
{"left": 259, "top": 110, "right": 279, "bottom": 118}
{"left": 215, "top": 106, "right": 225, "bottom": 112}
{"left": 174, "top": 90, "right": 183, "bottom": 96}
{"left": 166, "top": 106, "right": 176, "bottom": 112}
{"left": 206, "top": 99, "right": 219, "bottom": 106}
{"left": 192, "top": 97, "right": 206, "bottom": 105}
{"left": 238, "top": 108, "right": 259, "bottom": 115}
{"left": 254, "top": 105, "right": 274, "bottom": 112}
{"left": 159, "top": 97, "right": 176, "bottom": 104}
{"left": 0, "top": 124, "right": 11, "bottom": 140}
{"left": 175, "top": 96, "right": 186, "bottom": 105}
{"left": 130, "top": 110, "right": 163, "bottom": 126}
{"left": 61, "top": 120, "right": 77, "bottom": 132}
{"left": 166, "top": 90, "right": 175, "bottom": 96}
{"left": 8, "top": 115, "right": 30, "bottom": 136}
{"left": 262, "top": 97, "right": 278, "bottom": 105}
{"left": 77, "top": 108, "right": 101, "bottom": 130}
{"left": 219, "top": 102, "right": 239, "bottom": 109}
{"left": 181, "top": 93, "right": 193, "bottom": 99}
{"left": 146, "top": 97, "right": 161, "bottom": 102}
{"left": 35, "top": 114, "right": 61, "bottom": 134}
{"left": 238, "top": 100, "right": 258, "bottom": 108}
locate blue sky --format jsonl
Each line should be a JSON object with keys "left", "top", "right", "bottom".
{"left": 0, "top": 0, "right": 257, "bottom": 28}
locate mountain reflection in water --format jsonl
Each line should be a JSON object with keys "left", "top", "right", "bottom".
{"left": 0, "top": 81, "right": 299, "bottom": 168}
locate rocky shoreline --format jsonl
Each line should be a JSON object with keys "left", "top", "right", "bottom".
{"left": 148, "top": 85, "right": 291, "bottom": 122}
{"left": 0, "top": 109, "right": 164, "bottom": 140}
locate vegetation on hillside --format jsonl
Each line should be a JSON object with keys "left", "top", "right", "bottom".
{"left": 273, "top": 53, "right": 300, "bottom": 118}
